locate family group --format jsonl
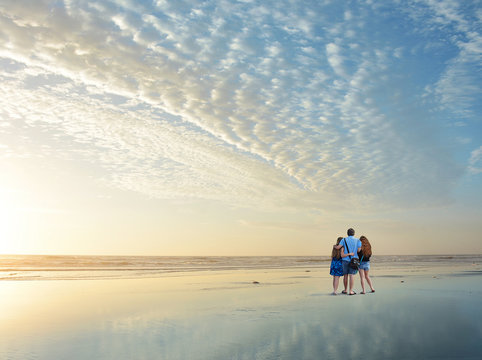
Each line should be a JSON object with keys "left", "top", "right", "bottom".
{"left": 329, "top": 228, "right": 375, "bottom": 295}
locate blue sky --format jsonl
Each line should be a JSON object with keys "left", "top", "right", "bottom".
{"left": 0, "top": 0, "right": 481, "bottom": 255}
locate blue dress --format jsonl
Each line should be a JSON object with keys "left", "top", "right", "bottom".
{"left": 330, "top": 257, "right": 343, "bottom": 276}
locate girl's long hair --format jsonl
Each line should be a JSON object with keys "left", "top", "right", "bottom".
{"left": 331, "top": 237, "right": 343, "bottom": 259}
{"left": 359, "top": 236, "right": 372, "bottom": 257}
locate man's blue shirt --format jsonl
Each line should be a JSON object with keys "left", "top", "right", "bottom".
{"left": 341, "top": 236, "right": 361, "bottom": 262}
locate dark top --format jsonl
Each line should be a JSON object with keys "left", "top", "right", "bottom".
{"left": 358, "top": 250, "right": 371, "bottom": 262}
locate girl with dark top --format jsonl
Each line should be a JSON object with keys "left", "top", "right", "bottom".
{"left": 358, "top": 235, "right": 375, "bottom": 294}
{"left": 330, "top": 237, "right": 354, "bottom": 295}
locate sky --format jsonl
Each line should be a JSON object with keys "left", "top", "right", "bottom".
{"left": 0, "top": 0, "right": 481, "bottom": 256}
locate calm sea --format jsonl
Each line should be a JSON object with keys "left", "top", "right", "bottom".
{"left": 1, "top": 254, "right": 481, "bottom": 359}
{"left": 1, "top": 254, "right": 481, "bottom": 280}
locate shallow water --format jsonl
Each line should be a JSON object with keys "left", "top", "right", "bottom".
{"left": 1, "top": 257, "right": 481, "bottom": 359}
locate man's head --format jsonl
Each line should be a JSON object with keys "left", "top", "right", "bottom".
{"left": 347, "top": 228, "right": 355, "bottom": 236}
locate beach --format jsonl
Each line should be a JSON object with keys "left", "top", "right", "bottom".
{"left": 1, "top": 255, "right": 481, "bottom": 359}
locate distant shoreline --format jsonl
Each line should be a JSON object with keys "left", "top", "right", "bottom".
{"left": 1, "top": 254, "right": 481, "bottom": 281}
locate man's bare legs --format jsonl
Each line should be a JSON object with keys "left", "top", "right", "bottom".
{"left": 348, "top": 274, "right": 355, "bottom": 295}
{"left": 343, "top": 274, "right": 348, "bottom": 293}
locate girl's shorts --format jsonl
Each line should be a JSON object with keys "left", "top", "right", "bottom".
{"left": 359, "top": 261, "right": 370, "bottom": 271}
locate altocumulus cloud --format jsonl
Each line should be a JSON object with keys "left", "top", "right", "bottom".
{"left": 0, "top": 0, "right": 480, "bottom": 211}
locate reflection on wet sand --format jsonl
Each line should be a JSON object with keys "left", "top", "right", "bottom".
{"left": 1, "top": 266, "right": 481, "bottom": 359}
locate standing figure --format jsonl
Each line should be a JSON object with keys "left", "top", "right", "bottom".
{"left": 358, "top": 235, "right": 375, "bottom": 294}
{"left": 340, "top": 228, "right": 362, "bottom": 295}
{"left": 330, "top": 237, "right": 345, "bottom": 295}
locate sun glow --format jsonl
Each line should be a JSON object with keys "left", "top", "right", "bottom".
{"left": 0, "top": 187, "right": 22, "bottom": 254}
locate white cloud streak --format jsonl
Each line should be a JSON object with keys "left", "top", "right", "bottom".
{"left": 469, "top": 146, "right": 482, "bottom": 174}
{"left": 406, "top": 0, "right": 481, "bottom": 119}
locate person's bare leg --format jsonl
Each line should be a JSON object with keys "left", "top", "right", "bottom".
{"left": 349, "top": 274, "right": 355, "bottom": 294}
{"left": 359, "top": 269, "right": 366, "bottom": 294}
{"left": 343, "top": 274, "right": 348, "bottom": 293}
{"left": 333, "top": 276, "right": 340, "bottom": 294}
{"left": 365, "top": 270, "right": 375, "bottom": 292}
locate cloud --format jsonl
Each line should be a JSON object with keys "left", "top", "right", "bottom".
{"left": 404, "top": 0, "right": 481, "bottom": 120}
{"left": 238, "top": 219, "right": 318, "bottom": 231}
{"left": 0, "top": 0, "right": 476, "bottom": 212}
{"left": 469, "top": 146, "right": 482, "bottom": 174}
{"left": 326, "top": 42, "right": 346, "bottom": 77}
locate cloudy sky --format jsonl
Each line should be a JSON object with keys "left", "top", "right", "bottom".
{"left": 0, "top": 0, "right": 481, "bottom": 255}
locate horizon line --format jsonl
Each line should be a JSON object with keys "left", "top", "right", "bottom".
{"left": 1, "top": 253, "right": 481, "bottom": 257}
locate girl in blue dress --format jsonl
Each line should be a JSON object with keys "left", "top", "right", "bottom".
{"left": 330, "top": 237, "right": 351, "bottom": 295}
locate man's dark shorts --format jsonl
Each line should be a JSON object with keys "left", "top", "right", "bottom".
{"left": 342, "top": 261, "right": 359, "bottom": 275}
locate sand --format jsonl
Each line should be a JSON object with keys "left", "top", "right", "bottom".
{"left": 1, "top": 261, "right": 481, "bottom": 359}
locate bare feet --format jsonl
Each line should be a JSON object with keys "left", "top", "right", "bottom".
{"left": 332, "top": 292, "right": 337, "bottom": 295}
{"left": 371, "top": 289, "right": 375, "bottom": 293}
{"left": 349, "top": 291, "right": 356, "bottom": 295}
{"left": 361, "top": 291, "right": 365, "bottom": 294}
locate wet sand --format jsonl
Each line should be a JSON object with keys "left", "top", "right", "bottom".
{"left": 1, "top": 262, "right": 481, "bottom": 359}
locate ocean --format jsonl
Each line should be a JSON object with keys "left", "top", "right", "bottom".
{"left": 1, "top": 254, "right": 480, "bottom": 281}
{"left": 1, "top": 254, "right": 481, "bottom": 359}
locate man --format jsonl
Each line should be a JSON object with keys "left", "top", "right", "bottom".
{"left": 338, "top": 228, "right": 361, "bottom": 295}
